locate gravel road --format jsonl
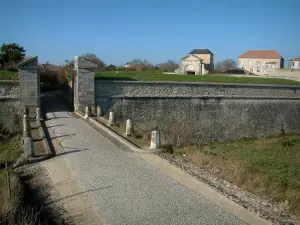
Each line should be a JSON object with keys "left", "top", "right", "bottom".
{"left": 41, "top": 91, "right": 247, "bottom": 225}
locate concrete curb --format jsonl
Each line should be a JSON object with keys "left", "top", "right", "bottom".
{"left": 36, "top": 110, "right": 53, "bottom": 156}
{"left": 74, "top": 111, "right": 159, "bottom": 154}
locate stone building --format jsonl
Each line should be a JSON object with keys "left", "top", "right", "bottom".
{"left": 288, "top": 57, "right": 300, "bottom": 70}
{"left": 175, "top": 49, "right": 214, "bottom": 75}
{"left": 238, "top": 50, "right": 284, "bottom": 75}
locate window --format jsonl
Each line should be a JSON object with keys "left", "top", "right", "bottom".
{"left": 292, "top": 62, "right": 295, "bottom": 67}
{"left": 257, "top": 61, "right": 260, "bottom": 66}
{"left": 250, "top": 67, "right": 253, "bottom": 73}
{"left": 299, "top": 62, "right": 300, "bottom": 67}
{"left": 250, "top": 60, "right": 253, "bottom": 66}
{"left": 264, "top": 61, "right": 266, "bottom": 65}
{"left": 241, "top": 60, "right": 244, "bottom": 66}
{"left": 257, "top": 67, "right": 260, "bottom": 73}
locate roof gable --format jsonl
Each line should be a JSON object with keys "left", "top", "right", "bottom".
{"left": 189, "top": 49, "right": 213, "bottom": 55}
{"left": 181, "top": 54, "right": 203, "bottom": 61}
{"left": 238, "top": 50, "right": 282, "bottom": 59}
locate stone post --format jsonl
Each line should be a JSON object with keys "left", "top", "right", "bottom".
{"left": 74, "top": 56, "right": 97, "bottom": 111}
{"left": 23, "top": 114, "right": 30, "bottom": 138}
{"left": 24, "top": 137, "right": 34, "bottom": 158}
{"left": 150, "top": 130, "right": 161, "bottom": 149}
{"left": 36, "top": 107, "right": 41, "bottom": 121}
{"left": 17, "top": 57, "right": 40, "bottom": 110}
{"left": 125, "top": 119, "right": 133, "bottom": 136}
{"left": 96, "top": 105, "right": 102, "bottom": 117}
{"left": 108, "top": 111, "right": 116, "bottom": 126}
{"left": 84, "top": 106, "right": 91, "bottom": 119}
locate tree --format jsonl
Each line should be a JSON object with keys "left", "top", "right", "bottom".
{"left": 215, "top": 59, "right": 237, "bottom": 72}
{"left": 159, "top": 60, "right": 179, "bottom": 72}
{"left": 106, "top": 64, "right": 118, "bottom": 71}
{"left": 0, "top": 43, "right": 26, "bottom": 70}
{"left": 128, "top": 59, "right": 154, "bottom": 71}
{"left": 81, "top": 53, "right": 106, "bottom": 72}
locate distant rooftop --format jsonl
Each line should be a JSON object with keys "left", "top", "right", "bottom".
{"left": 238, "top": 50, "right": 282, "bottom": 59}
{"left": 288, "top": 57, "right": 300, "bottom": 61}
{"left": 189, "top": 49, "right": 213, "bottom": 55}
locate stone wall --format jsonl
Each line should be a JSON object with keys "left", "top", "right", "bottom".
{"left": 265, "top": 69, "right": 300, "bottom": 81}
{"left": 95, "top": 80, "right": 300, "bottom": 144}
{"left": 0, "top": 81, "right": 20, "bottom": 134}
{"left": 0, "top": 81, "right": 19, "bottom": 98}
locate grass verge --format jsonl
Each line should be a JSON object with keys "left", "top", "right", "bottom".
{"left": 0, "top": 135, "right": 22, "bottom": 166}
{"left": 170, "top": 135, "right": 300, "bottom": 214}
{"left": 93, "top": 116, "right": 150, "bottom": 148}
{"left": 95, "top": 71, "right": 300, "bottom": 86}
{"left": 0, "top": 71, "right": 18, "bottom": 80}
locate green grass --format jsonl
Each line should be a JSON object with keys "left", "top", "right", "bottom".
{"left": 95, "top": 71, "right": 300, "bottom": 86}
{"left": 0, "top": 71, "right": 18, "bottom": 80}
{"left": 0, "top": 135, "right": 22, "bottom": 185}
{"left": 175, "top": 136, "right": 300, "bottom": 213}
{"left": 0, "top": 135, "right": 22, "bottom": 165}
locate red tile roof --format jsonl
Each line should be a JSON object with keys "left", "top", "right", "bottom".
{"left": 238, "top": 50, "right": 282, "bottom": 59}
{"left": 288, "top": 57, "right": 300, "bottom": 61}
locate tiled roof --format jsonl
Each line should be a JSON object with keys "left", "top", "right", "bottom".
{"left": 189, "top": 49, "right": 213, "bottom": 55}
{"left": 238, "top": 50, "right": 282, "bottom": 59}
{"left": 288, "top": 57, "right": 300, "bottom": 61}
{"left": 39, "top": 63, "right": 61, "bottom": 72}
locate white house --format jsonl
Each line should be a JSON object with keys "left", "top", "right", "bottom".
{"left": 288, "top": 57, "right": 300, "bottom": 70}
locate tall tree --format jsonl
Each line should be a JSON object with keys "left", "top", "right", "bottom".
{"left": 0, "top": 43, "right": 26, "bottom": 69}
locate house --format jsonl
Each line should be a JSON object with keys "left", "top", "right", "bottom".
{"left": 175, "top": 49, "right": 214, "bottom": 75}
{"left": 123, "top": 62, "right": 132, "bottom": 68}
{"left": 288, "top": 57, "right": 300, "bottom": 69}
{"left": 238, "top": 50, "right": 284, "bottom": 75}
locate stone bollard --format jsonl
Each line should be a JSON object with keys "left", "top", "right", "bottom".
{"left": 96, "top": 105, "right": 102, "bottom": 117}
{"left": 84, "top": 106, "right": 91, "bottom": 119}
{"left": 150, "top": 130, "right": 161, "bottom": 149}
{"left": 108, "top": 111, "right": 116, "bottom": 126}
{"left": 125, "top": 119, "right": 134, "bottom": 136}
{"left": 36, "top": 108, "right": 41, "bottom": 121}
{"left": 23, "top": 114, "right": 31, "bottom": 138}
{"left": 24, "top": 137, "right": 34, "bottom": 158}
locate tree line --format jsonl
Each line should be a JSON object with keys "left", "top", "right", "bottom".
{"left": 0, "top": 42, "right": 237, "bottom": 73}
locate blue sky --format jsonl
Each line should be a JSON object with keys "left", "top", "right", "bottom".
{"left": 1, "top": 0, "right": 299, "bottom": 66}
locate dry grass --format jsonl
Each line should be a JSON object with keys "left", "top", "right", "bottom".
{"left": 173, "top": 136, "right": 300, "bottom": 214}
{"left": 0, "top": 171, "right": 44, "bottom": 225}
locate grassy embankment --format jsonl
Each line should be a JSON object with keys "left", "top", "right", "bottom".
{"left": 0, "top": 135, "right": 24, "bottom": 223}
{"left": 95, "top": 71, "right": 300, "bottom": 86}
{"left": 0, "top": 71, "right": 18, "bottom": 80}
{"left": 172, "top": 136, "right": 300, "bottom": 214}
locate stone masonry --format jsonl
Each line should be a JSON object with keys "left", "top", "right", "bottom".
{"left": 17, "top": 56, "right": 40, "bottom": 108}
{"left": 74, "top": 56, "right": 97, "bottom": 111}
{"left": 94, "top": 80, "right": 300, "bottom": 144}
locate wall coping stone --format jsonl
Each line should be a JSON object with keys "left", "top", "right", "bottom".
{"left": 95, "top": 95, "right": 300, "bottom": 100}
{"left": 95, "top": 80, "right": 300, "bottom": 89}
{"left": 74, "top": 56, "right": 98, "bottom": 69}
{"left": 0, "top": 80, "right": 19, "bottom": 84}
{"left": 17, "top": 56, "right": 38, "bottom": 68}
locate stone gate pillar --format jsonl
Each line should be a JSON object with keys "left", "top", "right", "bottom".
{"left": 74, "top": 56, "right": 97, "bottom": 112}
{"left": 17, "top": 56, "right": 40, "bottom": 113}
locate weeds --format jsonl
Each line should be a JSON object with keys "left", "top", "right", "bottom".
{"left": 172, "top": 135, "right": 300, "bottom": 214}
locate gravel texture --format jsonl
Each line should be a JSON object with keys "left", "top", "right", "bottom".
{"left": 41, "top": 91, "right": 246, "bottom": 225}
